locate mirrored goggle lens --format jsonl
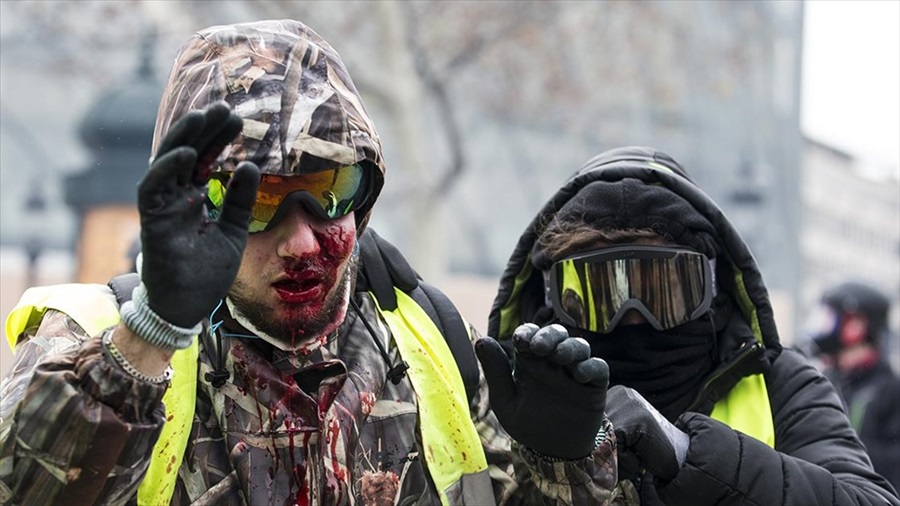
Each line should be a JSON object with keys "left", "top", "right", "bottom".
{"left": 548, "top": 246, "right": 714, "bottom": 333}
{"left": 207, "top": 164, "right": 367, "bottom": 232}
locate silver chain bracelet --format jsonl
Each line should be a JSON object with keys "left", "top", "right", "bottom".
{"left": 101, "top": 329, "right": 173, "bottom": 384}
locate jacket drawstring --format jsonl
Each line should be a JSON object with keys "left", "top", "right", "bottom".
{"left": 204, "top": 300, "right": 230, "bottom": 388}
{"left": 349, "top": 297, "right": 409, "bottom": 384}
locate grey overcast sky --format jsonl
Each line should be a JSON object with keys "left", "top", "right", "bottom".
{"left": 802, "top": 0, "right": 900, "bottom": 176}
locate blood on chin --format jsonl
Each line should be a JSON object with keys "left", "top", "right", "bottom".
{"left": 274, "top": 281, "right": 344, "bottom": 326}
{"left": 270, "top": 297, "right": 347, "bottom": 353}
{"left": 275, "top": 298, "right": 329, "bottom": 324}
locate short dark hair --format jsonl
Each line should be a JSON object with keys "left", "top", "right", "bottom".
{"left": 535, "top": 223, "right": 667, "bottom": 264}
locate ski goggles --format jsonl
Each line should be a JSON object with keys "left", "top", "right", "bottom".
{"left": 547, "top": 245, "right": 715, "bottom": 333}
{"left": 206, "top": 164, "right": 369, "bottom": 233}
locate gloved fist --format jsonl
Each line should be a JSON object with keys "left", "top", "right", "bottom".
{"left": 475, "top": 323, "right": 609, "bottom": 460}
{"left": 606, "top": 385, "right": 689, "bottom": 481}
{"left": 138, "top": 101, "right": 260, "bottom": 328}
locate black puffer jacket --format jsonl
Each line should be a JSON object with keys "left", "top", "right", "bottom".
{"left": 487, "top": 146, "right": 899, "bottom": 505}
{"left": 829, "top": 360, "right": 900, "bottom": 493}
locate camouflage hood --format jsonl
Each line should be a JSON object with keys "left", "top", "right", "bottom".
{"left": 152, "top": 19, "right": 385, "bottom": 228}
{"left": 488, "top": 146, "right": 782, "bottom": 361}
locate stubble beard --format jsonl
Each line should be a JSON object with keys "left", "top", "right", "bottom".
{"left": 230, "top": 256, "right": 358, "bottom": 346}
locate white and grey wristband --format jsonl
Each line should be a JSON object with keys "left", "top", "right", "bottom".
{"left": 119, "top": 283, "right": 201, "bottom": 351}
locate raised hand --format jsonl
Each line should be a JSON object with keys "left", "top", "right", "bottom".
{"left": 475, "top": 323, "right": 609, "bottom": 460}
{"left": 606, "top": 385, "right": 689, "bottom": 481}
{"left": 138, "top": 101, "right": 260, "bottom": 329}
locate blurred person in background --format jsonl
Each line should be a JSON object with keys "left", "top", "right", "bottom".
{"left": 808, "top": 280, "right": 900, "bottom": 491}
{"left": 478, "top": 146, "right": 900, "bottom": 504}
{"left": 0, "top": 19, "right": 622, "bottom": 506}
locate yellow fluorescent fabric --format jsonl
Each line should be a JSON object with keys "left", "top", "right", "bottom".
{"left": 375, "top": 289, "right": 488, "bottom": 506}
{"left": 138, "top": 341, "right": 199, "bottom": 506}
{"left": 710, "top": 373, "right": 775, "bottom": 448}
{"left": 5, "top": 284, "right": 120, "bottom": 349}
{"left": 5, "top": 282, "right": 199, "bottom": 506}
{"left": 7, "top": 282, "right": 485, "bottom": 505}
{"left": 499, "top": 261, "right": 534, "bottom": 338}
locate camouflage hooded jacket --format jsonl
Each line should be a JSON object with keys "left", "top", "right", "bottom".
{"left": 0, "top": 20, "right": 624, "bottom": 506}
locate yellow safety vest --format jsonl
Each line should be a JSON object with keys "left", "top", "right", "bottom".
{"left": 375, "top": 288, "right": 489, "bottom": 505}
{"left": 6, "top": 284, "right": 488, "bottom": 506}
{"left": 710, "top": 373, "right": 774, "bottom": 447}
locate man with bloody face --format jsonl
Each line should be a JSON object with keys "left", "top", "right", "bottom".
{"left": 1, "top": 20, "right": 622, "bottom": 505}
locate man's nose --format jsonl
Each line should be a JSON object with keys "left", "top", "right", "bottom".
{"left": 275, "top": 205, "right": 321, "bottom": 259}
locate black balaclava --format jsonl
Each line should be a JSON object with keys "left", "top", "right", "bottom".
{"left": 532, "top": 178, "right": 726, "bottom": 421}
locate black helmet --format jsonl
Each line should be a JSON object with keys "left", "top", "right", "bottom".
{"left": 810, "top": 281, "right": 890, "bottom": 356}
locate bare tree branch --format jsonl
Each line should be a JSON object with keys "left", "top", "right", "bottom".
{"left": 402, "top": 3, "right": 464, "bottom": 202}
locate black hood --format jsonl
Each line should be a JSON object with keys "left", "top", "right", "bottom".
{"left": 487, "top": 146, "right": 782, "bottom": 363}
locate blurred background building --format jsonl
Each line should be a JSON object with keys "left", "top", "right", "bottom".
{"left": 1, "top": 1, "right": 898, "bottom": 376}
{"left": 800, "top": 136, "right": 900, "bottom": 370}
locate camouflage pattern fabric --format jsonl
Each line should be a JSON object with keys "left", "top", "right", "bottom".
{"left": 0, "top": 19, "right": 631, "bottom": 505}
{"left": 0, "top": 294, "right": 628, "bottom": 505}
{"left": 0, "top": 311, "right": 168, "bottom": 505}
{"left": 152, "top": 20, "right": 385, "bottom": 229}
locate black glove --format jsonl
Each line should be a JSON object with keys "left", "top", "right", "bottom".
{"left": 606, "top": 385, "right": 689, "bottom": 481}
{"left": 138, "top": 101, "right": 260, "bottom": 328}
{"left": 475, "top": 323, "right": 609, "bottom": 460}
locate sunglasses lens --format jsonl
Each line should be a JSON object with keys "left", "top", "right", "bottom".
{"left": 207, "top": 164, "right": 367, "bottom": 232}
{"left": 550, "top": 246, "right": 712, "bottom": 333}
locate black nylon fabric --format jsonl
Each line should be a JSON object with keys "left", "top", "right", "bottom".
{"left": 108, "top": 273, "right": 141, "bottom": 307}
{"left": 488, "top": 146, "right": 782, "bottom": 360}
{"left": 530, "top": 179, "right": 721, "bottom": 269}
{"left": 661, "top": 350, "right": 898, "bottom": 506}
{"left": 486, "top": 146, "right": 900, "bottom": 505}
{"left": 577, "top": 324, "right": 715, "bottom": 422}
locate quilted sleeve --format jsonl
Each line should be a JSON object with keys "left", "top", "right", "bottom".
{"left": 659, "top": 349, "right": 899, "bottom": 506}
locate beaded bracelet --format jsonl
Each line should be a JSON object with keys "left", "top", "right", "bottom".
{"left": 102, "top": 329, "right": 172, "bottom": 384}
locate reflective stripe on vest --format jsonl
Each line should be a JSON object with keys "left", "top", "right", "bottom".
{"left": 6, "top": 286, "right": 489, "bottom": 506}
{"left": 710, "top": 373, "right": 775, "bottom": 447}
{"left": 373, "top": 288, "right": 491, "bottom": 506}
